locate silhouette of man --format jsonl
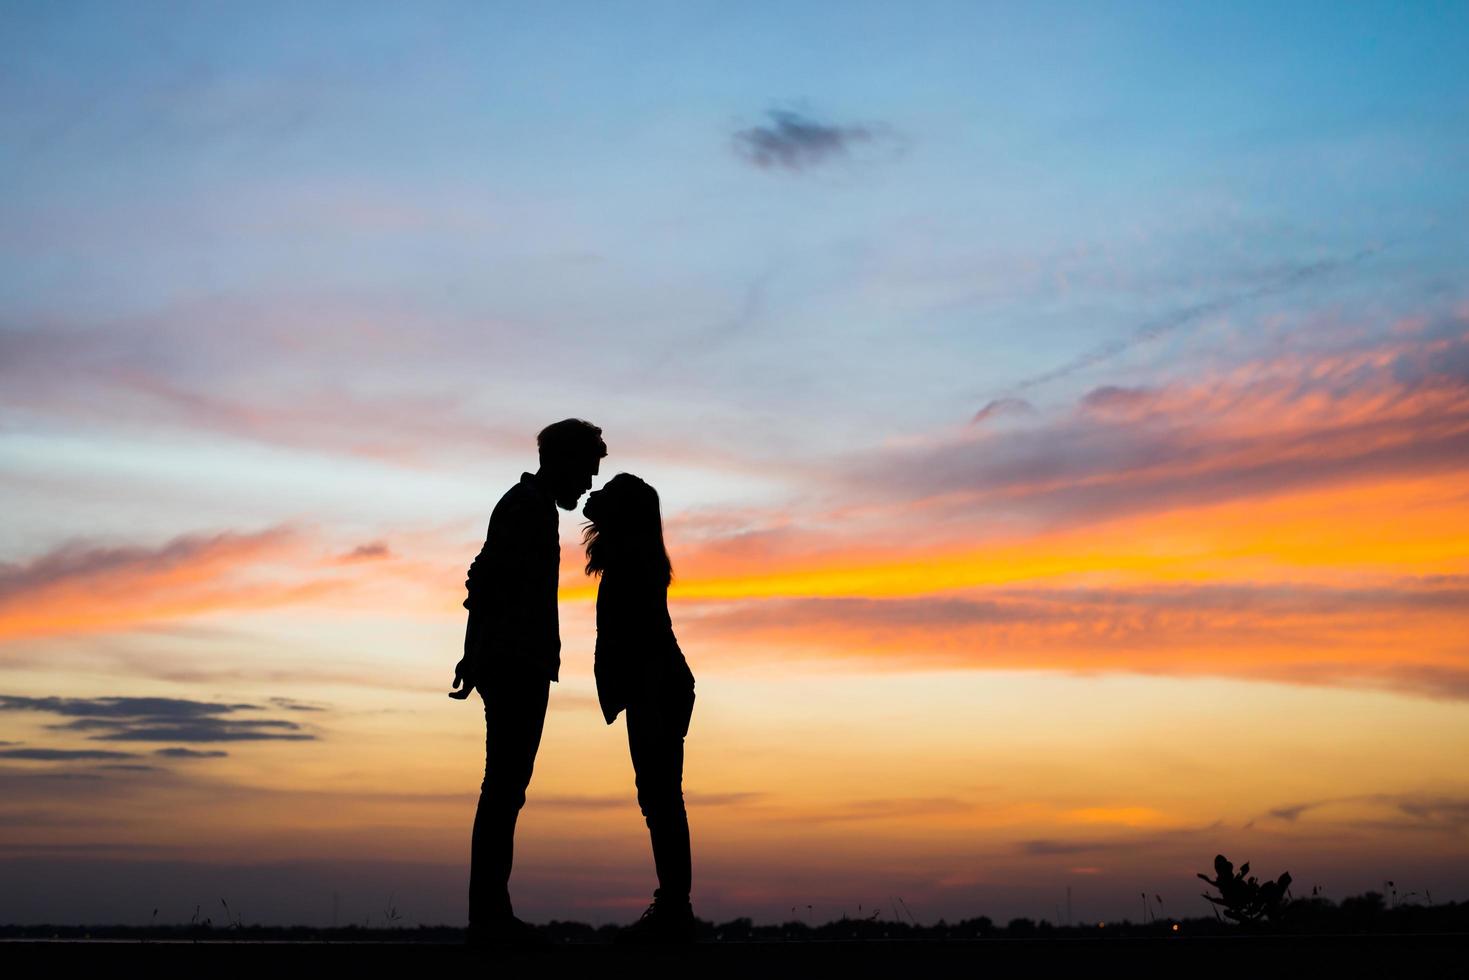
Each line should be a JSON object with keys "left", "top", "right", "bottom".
{"left": 450, "top": 418, "right": 607, "bottom": 945}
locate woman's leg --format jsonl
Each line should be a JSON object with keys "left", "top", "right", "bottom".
{"left": 626, "top": 690, "right": 693, "bottom": 904}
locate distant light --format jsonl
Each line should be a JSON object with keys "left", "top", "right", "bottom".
{"left": 1098, "top": 921, "right": 1106, "bottom": 928}
{"left": 1171, "top": 923, "right": 1180, "bottom": 932}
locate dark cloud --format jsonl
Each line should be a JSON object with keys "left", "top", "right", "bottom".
{"left": 98, "top": 763, "right": 165, "bottom": 772}
{"left": 733, "top": 109, "right": 882, "bottom": 172}
{"left": 0, "top": 694, "right": 320, "bottom": 743}
{"left": 1266, "top": 802, "right": 1320, "bottom": 822}
{"left": 0, "top": 695, "right": 258, "bottom": 719}
{"left": 340, "top": 541, "right": 391, "bottom": 562}
{"left": 154, "top": 747, "right": 229, "bottom": 759}
{"left": 0, "top": 747, "right": 139, "bottom": 761}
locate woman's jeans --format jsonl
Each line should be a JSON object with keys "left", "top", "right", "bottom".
{"left": 624, "top": 685, "right": 695, "bottom": 904}
{"left": 468, "top": 663, "right": 551, "bottom": 925}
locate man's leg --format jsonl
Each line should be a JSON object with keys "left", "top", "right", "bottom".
{"left": 468, "top": 663, "right": 551, "bottom": 927}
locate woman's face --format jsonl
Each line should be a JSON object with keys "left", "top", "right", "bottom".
{"left": 582, "top": 486, "right": 607, "bottom": 523}
{"left": 583, "top": 476, "right": 647, "bottom": 527}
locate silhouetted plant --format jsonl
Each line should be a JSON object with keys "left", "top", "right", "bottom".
{"left": 1197, "top": 854, "right": 1291, "bottom": 924}
{"left": 383, "top": 892, "right": 402, "bottom": 927}
{"left": 188, "top": 904, "right": 212, "bottom": 944}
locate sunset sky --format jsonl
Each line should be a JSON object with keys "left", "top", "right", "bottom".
{"left": 2, "top": 1, "right": 1468, "bottom": 927}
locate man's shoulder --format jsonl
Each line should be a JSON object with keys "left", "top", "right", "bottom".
{"left": 492, "top": 476, "right": 536, "bottom": 512}
{"left": 488, "top": 476, "right": 555, "bottom": 530}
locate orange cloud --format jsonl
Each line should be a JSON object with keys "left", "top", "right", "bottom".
{"left": 0, "top": 529, "right": 347, "bottom": 640}
{"left": 844, "top": 318, "right": 1469, "bottom": 530}
{"left": 545, "top": 322, "right": 1469, "bottom": 703}
{"left": 674, "top": 572, "right": 1469, "bottom": 699}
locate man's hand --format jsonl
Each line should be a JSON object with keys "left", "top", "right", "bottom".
{"left": 449, "top": 655, "right": 476, "bottom": 700}
{"left": 451, "top": 611, "right": 485, "bottom": 700}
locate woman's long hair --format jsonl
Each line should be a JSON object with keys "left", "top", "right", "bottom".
{"left": 583, "top": 473, "right": 673, "bottom": 586}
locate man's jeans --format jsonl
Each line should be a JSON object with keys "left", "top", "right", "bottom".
{"left": 468, "top": 663, "right": 551, "bottom": 925}
{"left": 625, "top": 685, "right": 695, "bottom": 904}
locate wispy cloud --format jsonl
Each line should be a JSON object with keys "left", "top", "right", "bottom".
{"left": 0, "top": 528, "right": 359, "bottom": 639}
{"left": 1017, "top": 820, "right": 1226, "bottom": 859}
{"left": 266, "top": 697, "right": 326, "bottom": 713}
{"left": 971, "top": 397, "right": 1035, "bottom": 426}
{"left": 857, "top": 316, "right": 1469, "bottom": 525}
{"left": 998, "top": 245, "right": 1391, "bottom": 396}
{"left": 1265, "top": 802, "right": 1325, "bottom": 823}
{"left": 1396, "top": 796, "right": 1469, "bottom": 827}
{"left": 0, "top": 303, "right": 533, "bottom": 465}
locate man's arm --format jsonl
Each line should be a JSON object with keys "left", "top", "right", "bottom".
{"left": 450, "top": 524, "right": 497, "bottom": 700}
{"left": 449, "top": 606, "right": 486, "bottom": 699}
{"left": 449, "top": 496, "right": 529, "bottom": 698}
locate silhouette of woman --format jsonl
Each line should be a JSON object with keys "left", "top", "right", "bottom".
{"left": 583, "top": 473, "right": 697, "bottom": 943}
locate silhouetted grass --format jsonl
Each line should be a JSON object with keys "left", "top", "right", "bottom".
{"left": 2, "top": 891, "right": 1464, "bottom": 943}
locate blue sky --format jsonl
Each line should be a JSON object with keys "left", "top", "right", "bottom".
{"left": 2, "top": 1, "right": 1468, "bottom": 926}
{"left": 6, "top": 0, "right": 1463, "bottom": 545}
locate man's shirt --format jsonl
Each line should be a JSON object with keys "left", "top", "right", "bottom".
{"left": 463, "top": 472, "right": 561, "bottom": 682}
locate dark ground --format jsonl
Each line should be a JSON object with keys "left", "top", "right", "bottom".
{"left": 3, "top": 934, "right": 1466, "bottom": 977}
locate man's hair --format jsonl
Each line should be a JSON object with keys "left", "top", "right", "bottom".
{"left": 537, "top": 418, "right": 607, "bottom": 467}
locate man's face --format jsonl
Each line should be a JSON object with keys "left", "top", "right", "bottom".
{"left": 551, "top": 456, "right": 600, "bottom": 511}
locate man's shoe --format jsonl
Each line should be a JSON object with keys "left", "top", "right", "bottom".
{"left": 615, "top": 898, "right": 698, "bottom": 945}
{"left": 467, "top": 914, "right": 549, "bottom": 949}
